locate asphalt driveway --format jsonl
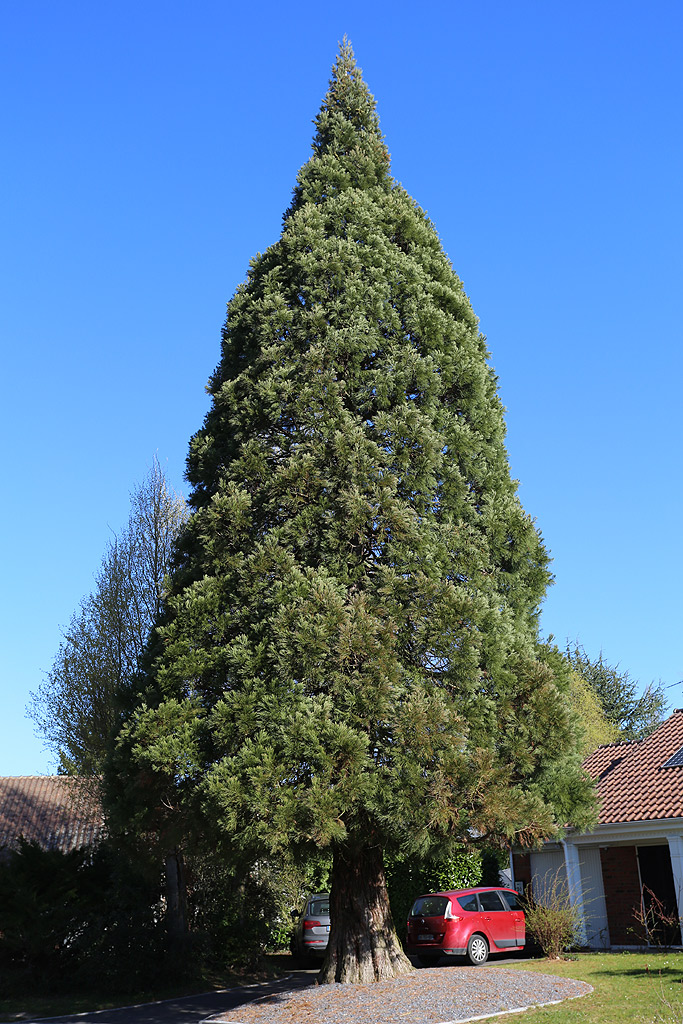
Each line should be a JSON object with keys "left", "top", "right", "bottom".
{"left": 27, "top": 972, "right": 318, "bottom": 1024}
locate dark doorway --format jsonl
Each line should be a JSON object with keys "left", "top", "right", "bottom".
{"left": 637, "top": 845, "right": 680, "bottom": 946}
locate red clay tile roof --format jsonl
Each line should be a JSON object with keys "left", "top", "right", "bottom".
{"left": 582, "top": 710, "right": 683, "bottom": 824}
{"left": 0, "top": 776, "right": 104, "bottom": 854}
{"left": 582, "top": 741, "right": 636, "bottom": 781}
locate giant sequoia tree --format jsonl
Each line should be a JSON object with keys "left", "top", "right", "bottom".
{"left": 110, "top": 44, "right": 596, "bottom": 982}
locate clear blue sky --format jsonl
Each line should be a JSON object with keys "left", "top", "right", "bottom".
{"left": 2, "top": 0, "right": 682, "bottom": 774}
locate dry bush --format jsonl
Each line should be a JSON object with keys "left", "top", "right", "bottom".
{"left": 632, "top": 887, "right": 683, "bottom": 950}
{"left": 523, "top": 868, "right": 584, "bottom": 959}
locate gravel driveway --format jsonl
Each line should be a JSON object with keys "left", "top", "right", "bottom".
{"left": 207, "top": 967, "right": 592, "bottom": 1024}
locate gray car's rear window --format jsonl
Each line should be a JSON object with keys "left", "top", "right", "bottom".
{"left": 410, "top": 896, "right": 450, "bottom": 917}
{"left": 308, "top": 899, "right": 329, "bottom": 917}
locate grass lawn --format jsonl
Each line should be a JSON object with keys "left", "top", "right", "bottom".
{"left": 501, "top": 951, "right": 683, "bottom": 1023}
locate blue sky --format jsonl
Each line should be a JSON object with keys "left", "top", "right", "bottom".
{"left": 2, "top": 1, "right": 682, "bottom": 774}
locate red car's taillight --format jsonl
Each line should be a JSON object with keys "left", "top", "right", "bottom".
{"left": 444, "top": 900, "right": 462, "bottom": 921}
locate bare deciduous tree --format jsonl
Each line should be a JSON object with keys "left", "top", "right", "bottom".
{"left": 28, "top": 457, "right": 188, "bottom": 776}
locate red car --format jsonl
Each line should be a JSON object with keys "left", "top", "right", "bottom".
{"left": 405, "top": 886, "right": 525, "bottom": 966}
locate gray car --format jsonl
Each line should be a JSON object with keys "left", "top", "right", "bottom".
{"left": 291, "top": 892, "right": 330, "bottom": 962}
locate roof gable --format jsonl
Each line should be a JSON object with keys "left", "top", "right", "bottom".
{"left": 582, "top": 710, "right": 683, "bottom": 824}
{"left": 0, "top": 776, "right": 104, "bottom": 854}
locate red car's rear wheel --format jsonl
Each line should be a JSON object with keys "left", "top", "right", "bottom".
{"left": 466, "top": 933, "right": 489, "bottom": 965}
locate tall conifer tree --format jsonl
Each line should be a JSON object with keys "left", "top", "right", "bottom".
{"left": 110, "top": 43, "right": 595, "bottom": 982}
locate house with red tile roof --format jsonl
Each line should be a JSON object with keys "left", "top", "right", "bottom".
{"left": 512, "top": 709, "right": 683, "bottom": 948}
{"left": 0, "top": 776, "right": 103, "bottom": 857}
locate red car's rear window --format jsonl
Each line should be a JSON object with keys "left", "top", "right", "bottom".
{"left": 410, "top": 896, "right": 450, "bottom": 917}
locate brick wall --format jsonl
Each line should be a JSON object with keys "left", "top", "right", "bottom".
{"left": 600, "top": 846, "right": 646, "bottom": 944}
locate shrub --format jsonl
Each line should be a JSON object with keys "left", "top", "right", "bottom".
{"left": 186, "top": 850, "right": 332, "bottom": 968}
{"left": 522, "top": 868, "right": 583, "bottom": 959}
{"left": 386, "top": 848, "right": 483, "bottom": 940}
{"left": 0, "top": 838, "right": 168, "bottom": 996}
{"left": 632, "top": 886, "right": 683, "bottom": 949}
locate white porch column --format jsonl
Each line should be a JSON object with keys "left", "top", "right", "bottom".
{"left": 562, "top": 840, "right": 587, "bottom": 946}
{"left": 666, "top": 834, "right": 683, "bottom": 944}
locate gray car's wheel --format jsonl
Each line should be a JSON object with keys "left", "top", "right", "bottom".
{"left": 466, "top": 933, "right": 489, "bottom": 966}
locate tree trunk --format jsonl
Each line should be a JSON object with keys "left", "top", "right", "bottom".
{"left": 164, "top": 848, "right": 188, "bottom": 949}
{"left": 319, "top": 841, "right": 413, "bottom": 983}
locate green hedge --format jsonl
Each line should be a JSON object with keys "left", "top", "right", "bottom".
{"left": 0, "top": 838, "right": 167, "bottom": 995}
{"left": 386, "top": 848, "right": 484, "bottom": 941}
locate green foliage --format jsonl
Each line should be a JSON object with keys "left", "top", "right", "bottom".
{"left": 108, "top": 42, "right": 597, "bottom": 974}
{"left": 566, "top": 668, "right": 619, "bottom": 755}
{"left": 566, "top": 645, "right": 666, "bottom": 742}
{"left": 0, "top": 841, "right": 83, "bottom": 985}
{"left": 480, "top": 847, "right": 509, "bottom": 886}
{"left": 186, "top": 851, "right": 331, "bottom": 967}
{"left": 386, "top": 849, "right": 482, "bottom": 938}
{"left": 28, "top": 459, "right": 187, "bottom": 776}
{"left": 0, "top": 839, "right": 168, "bottom": 996}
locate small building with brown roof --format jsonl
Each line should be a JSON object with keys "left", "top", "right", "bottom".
{"left": 512, "top": 709, "right": 683, "bottom": 948}
{"left": 0, "top": 776, "right": 104, "bottom": 857}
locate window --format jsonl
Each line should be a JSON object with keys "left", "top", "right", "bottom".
{"left": 478, "top": 890, "right": 506, "bottom": 912}
{"left": 500, "top": 890, "right": 521, "bottom": 911}
{"left": 410, "top": 896, "right": 450, "bottom": 917}
{"left": 457, "top": 894, "right": 479, "bottom": 912}
{"left": 308, "top": 899, "right": 329, "bottom": 916}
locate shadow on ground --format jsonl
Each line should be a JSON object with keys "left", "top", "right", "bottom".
{"left": 28, "top": 973, "right": 318, "bottom": 1024}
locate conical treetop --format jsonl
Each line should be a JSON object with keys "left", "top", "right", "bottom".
{"left": 315, "top": 39, "right": 384, "bottom": 150}
{"left": 288, "top": 39, "right": 391, "bottom": 212}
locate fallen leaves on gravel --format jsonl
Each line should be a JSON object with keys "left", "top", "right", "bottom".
{"left": 211, "top": 966, "right": 591, "bottom": 1024}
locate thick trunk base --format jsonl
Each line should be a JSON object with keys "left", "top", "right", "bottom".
{"left": 319, "top": 843, "right": 413, "bottom": 984}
